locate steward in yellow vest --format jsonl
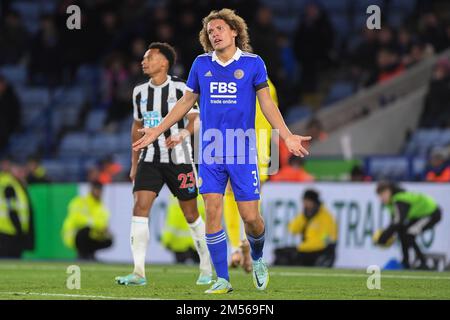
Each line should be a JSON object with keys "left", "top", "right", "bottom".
{"left": 275, "top": 189, "right": 337, "bottom": 267}
{"left": 0, "top": 170, "right": 34, "bottom": 257}
{"left": 62, "top": 181, "right": 112, "bottom": 260}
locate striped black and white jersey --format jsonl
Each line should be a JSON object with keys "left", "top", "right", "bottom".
{"left": 132, "top": 75, "right": 198, "bottom": 164}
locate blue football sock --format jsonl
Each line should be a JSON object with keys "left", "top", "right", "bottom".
{"left": 206, "top": 230, "right": 229, "bottom": 281}
{"left": 247, "top": 229, "right": 265, "bottom": 261}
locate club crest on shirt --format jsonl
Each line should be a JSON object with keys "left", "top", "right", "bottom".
{"left": 234, "top": 69, "right": 244, "bottom": 79}
{"left": 197, "top": 176, "right": 203, "bottom": 188}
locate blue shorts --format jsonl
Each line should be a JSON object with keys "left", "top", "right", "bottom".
{"left": 198, "top": 161, "right": 260, "bottom": 201}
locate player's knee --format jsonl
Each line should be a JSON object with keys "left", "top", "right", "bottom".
{"left": 183, "top": 208, "right": 199, "bottom": 223}
{"left": 133, "top": 201, "right": 151, "bottom": 217}
{"left": 241, "top": 214, "right": 261, "bottom": 226}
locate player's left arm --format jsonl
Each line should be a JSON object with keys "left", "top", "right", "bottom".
{"left": 256, "top": 87, "right": 311, "bottom": 157}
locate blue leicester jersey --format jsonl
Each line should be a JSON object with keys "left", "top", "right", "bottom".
{"left": 186, "top": 48, "right": 269, "bottom": 161}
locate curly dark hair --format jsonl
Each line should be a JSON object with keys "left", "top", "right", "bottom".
{"left": 199, "top": 8, "right": 252, "bottom": 53}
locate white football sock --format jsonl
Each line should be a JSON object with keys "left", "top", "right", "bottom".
{"left": 188, "top": 216, "right": 212, "bottom": 276}
{"left": 131, "top": 216, "right": 149, "bottom": 278}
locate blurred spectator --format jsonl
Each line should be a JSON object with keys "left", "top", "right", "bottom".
{"left": 349, "top": 28, "right": 379, "bottom": 87}
{"left": 397, "top": 27, "right": 414, "bottom": 59}
{"left": 96, "top": 11, "right": 123, "bottom": 57}
{"left": 424, "top": 147, "right": 450, "bottom": 182}
{"left": 97, "top": 155, "right": 124, "bottom": 184}
{"left": 306, "top": 117, "right": 328, "bottom": 143}
{"left": 59, "top": 9, "right": 96, "bottom": 82}
{"left": 28, "top": 14, "right": 63, "bottom": 86}
{"left": 274, "top": 189, "right": 337, "bottom": 267}
{"left": 25, "top": 155, "right": 50, "bottom": 184}
{"left": 271, "top": 155, "right": 315, "bottom": 182}
{"left": 0, "top": 156, "right": 13, "bottom": 173}
{"left": 444, "top": 21, "right": 450, "bottom": 49}
{"left": 419, "top": 57, "right": 450, "bottom": 128}
{"left": 367, "top": 47, "right": 405, "bottom": 85}
{"left": 293, "top": 1, "right": 334, "bottom": 96}
{"left": 146, "top": 4, "right": 171, "bottom": 40}
{"left": 418, "top": 12, "right": 448, "bottom": 53}
{"left": 377, "top": 26, "right": 396, "bottom": 50}
{"left": 0, "top": 155, "right": 25, "bottom": 182}
{"left": 120, "top": 0, "right": 146, "bottom": 24}
{"left": 0, "top": 156, "right": 34, "bottom": 258}
{"left": 403, "top": 40, "right": 434, "bottom": 68}
{"left": 276, "top": 118, "right": 327, "bottom": 173}
{"left": 173, "top": 10, "right": 203, "bottom": 77}
{"left": 101, "top": 53, "right": 130, "bottom": 128}
{"left": 276, "top": 32, "right": 299, "bottom": 109}
{"left": 62, "top": 181, "right": 113, "bottom": 260}
{"left": 129, "top": 37, "right": 147, "bottom": 64}
{"left": 86, "top": 166, "right": 101, "bottom": 183}
{"left": 250, "top": 6, "right": 281, "bottom": 85}
{"left": 350, "top": 164, "right": 372, "bottom": 182}
{"left": 101, "top": 53, "right": 129, "bottom": 104}
{"left": 0, "top": 75, "right": 21, "bottom": 152}
{"left": 0, "top": 10, "right": 29, "bottom": 65}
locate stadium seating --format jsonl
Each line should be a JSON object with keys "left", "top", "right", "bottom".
{"left": 7, "top": 132, "right": 42, "bottom": 157}
{"left": 0, "top": 65, "right": 27, "bottom": 86}
{"left": 17, "top": 87, "right": 50, "bottom": 108}
{"left": 59, "top": 132, "right": 90, "bottom": 156}
{"left": 324, "top": 81, "right": 355, "bottom": 106}
{"left": 403, "top": 129, "right": 444, "bottom": 156}
{"left": 285, "top": 105, "right": 312, "bottom": 125}
{"left": 88, "top": 134, "right": 121, "bottom": 157}
{"left": 42, "top": 158, "right": 84, "bottom": 182}
{"left": 10, "top": 0, "right": 56, "bottom": 34}
{"left": 85, "top": 110, "right": 107, "bottom": 133}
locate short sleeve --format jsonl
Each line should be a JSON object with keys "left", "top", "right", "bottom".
{"left": 132, "top": 87, "right": 142, "bottom": 121}
{"left": 253, "top": 56, "right": 269, "bottom": 90}
{"left": 174, "top": 80, "right": 199, "bottom": 115}
{"left": 186, "top": 57, "right": 200, "bottom": 94}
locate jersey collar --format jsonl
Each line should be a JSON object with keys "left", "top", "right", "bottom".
{"left": 212, "top": 48, "right": 242, "bottom": 67}
{"left": 149, "top": 75, "right": 171, "bottom": 88}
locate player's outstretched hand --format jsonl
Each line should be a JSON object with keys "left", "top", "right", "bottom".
{"left": 285, "top": 134, "right": 311, "bottom": 157}
{"left": 165, "top": 129, "right": 189, "bottom": 149}
{"left": 132, "top": 127, "right": 160, "bottom": 151}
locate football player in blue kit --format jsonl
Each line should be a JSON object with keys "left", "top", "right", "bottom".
{"left": 133, "top": 8, "right": 311, "bottom": 294}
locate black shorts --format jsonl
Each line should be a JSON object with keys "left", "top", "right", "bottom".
{"left": 133, "top": 161, "right": 198, "bottom": 201}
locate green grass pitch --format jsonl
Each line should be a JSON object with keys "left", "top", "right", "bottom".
{"left": 0, "top": 261, "right": 449, "bottom": 300}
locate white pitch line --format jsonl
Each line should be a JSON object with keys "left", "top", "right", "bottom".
{"left": 0, "top": 291, "right": 163, "bottom": 300}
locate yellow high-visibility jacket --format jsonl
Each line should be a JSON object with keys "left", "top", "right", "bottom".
{"left": 255, "top": 79, "right": 278, "bottom": 182}
{"left": 288, "top": 205, "right": 337, "bottom": 252}
{"left": 0, "top": 172, "right": 30, "bottom": 236}
{"left": 62, "top": 193, "right": 110, "bottom": 249}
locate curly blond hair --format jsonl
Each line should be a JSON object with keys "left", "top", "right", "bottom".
{"left": 199, "top": 8, "right": 252, "bottom": 53}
